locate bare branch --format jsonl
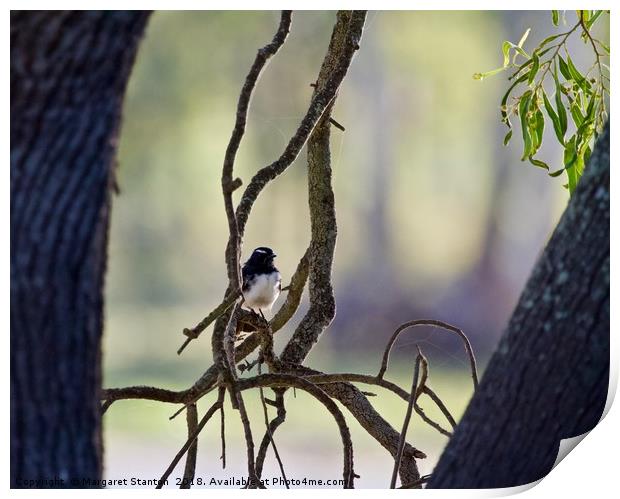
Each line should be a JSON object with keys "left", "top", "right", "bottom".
{"left": 156, "top": 389, "right": 224, "bottom": 489}
{"left": 257, "top": 365, "right": 289, "bottom": 488}
{"left": 255, "top": 391, "right": 287, "bottom": 479}
{"left": 177, "top": 291, "right": 240, "bottom": 355}
{"left": 422, "top": 386, "right": 457, "bottom": 429}
{"left": 236, "top": 373, "right": 356, "bottom": 488}
{"left": 234, "top": 11, "right": 367, "bottom": 237}
{"left": 222, "top": 11, "right": 292, "bottom": 290}
{"left": 179, "top": 404, "right": 198, "bottom": 488}
{"left": 102, "top": 385, "right": 189, "bottom": 405}
{"left": 217, "top": 303, "right": 258, "bottom": 483}
{"left": 377, "top": 319, "right": 479, "bottom": 389}
{"left": 220, "top": 402, "right": 226, "bottom": 469}
{"left": 287, "top": 364, "right": 425, "bottom": 485}
{"left": 282, "top": 11, "right": 367, "bottom": 366}
{"left": 390, "top": 353, "right": 422, "bottom": 489}
{"left": 270, "top": 247, "right": 310, "bottom": 332}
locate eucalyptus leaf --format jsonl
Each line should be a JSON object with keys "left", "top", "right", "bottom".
{"left": 566, "top": 55, "right": 592, "bottom": 93}
{"left": 528, "top": 156, "right": 549, "bottom": 170}
{"left": 553, "top": 64, "right": 568, "bottom": 137}
{"left": 473, "top": 67, "right": 507, "bottom": 80}
{"left": 500, "top": 73, "right": 529, "bottom": 126}
{"left": 558, "top": 55, "right": 572, "bottom": 81}
{"left": 548, "top": 167, "right": 565, "bottom": 177}
{"left": 570, "top": 102, "right": 584, "bottom": 127}
{"left": 586, "top": 10, "right": 603, "bottom": 29}
{"left": 519, "top": 90, "right": 533, "bottom": 160}
{"left": 518, "top": 28, "right": 531, "bottom": 48}
{"left": 564, "top": 136, "right": 579, "bottom": 194}
{"left": 502, "top": 41, "right": 512, "bottom": 67}
{"left": 542, "top": 89, "right": 564, "bottom": 144}
{"left": 528, "top": 52, "right": 540, "bottom": 85}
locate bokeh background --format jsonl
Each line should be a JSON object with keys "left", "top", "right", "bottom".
{"left": 102, "top": 11, "right": 610, "bottom": 488}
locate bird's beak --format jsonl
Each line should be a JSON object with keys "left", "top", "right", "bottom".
{"left": 272, "top": 254, "right": 277, "bottom": 258}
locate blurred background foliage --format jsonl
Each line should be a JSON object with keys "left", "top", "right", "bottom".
{"left": 103, "top": 11, "right": 609, "bottom": 487}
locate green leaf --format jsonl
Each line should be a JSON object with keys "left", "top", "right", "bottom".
{"left": 570, "top": 102, "right": 584, "bottom": 127}
{"left": 564, "top": 136, "right": 579, "bottom": 194}
{"left": 503, "top": 129, "right": 513, "bottom": 145}
{"left": 519, "top": 90, "right": 533, "bottom": 160}
{"left": 528, "top": 156, "right": 549, "bottom": 170}
{"left": 552, "top": 10, "right": 560, "bottom": 25}
{"left": 508, "top": 46, "right": 555, "bottom": 81}
{"left": 585, "top": 93, "right": 598, "bottom": 121}
{"left": 558, "top": 55, "right": 572, "bottom": 81}
{"left": 584, "top": 145, "right": 592, "bottom": 165}
{"left": 553, "top": 65, "right": 568, "bottom": 137}
{"left": 532, "top": 107, "right": 545, "bottom": 154}
{"left": 473, "top": 67, "right": 507, "bottom": 80}
{"left": 597, "top": 39, "right": 610, "bottom": 55}
{"left": 502, "top": 41, "right": 512, "bottom": 67}
{"left": 500, "top": 73, "right": 529, "bottom": 126}
{"left": 542, "top": 89, "right": 564, "bottom": 144}
{"left": 586, "top": 10, "right": 603, "bottom": 29}
{"left": 528, "top": 52, "right": 540, "bottom": 85}
{"left": 538, "top": 33, "right": 565, "bottom": 48}
{"left": 566, "top": 55, "right": 592, "bottom": 93}
{"left": 549, "top": 167, "right": 565, "bottom": 177}
{"left": 518, "top": 28, "right": 531, "bottom": 48}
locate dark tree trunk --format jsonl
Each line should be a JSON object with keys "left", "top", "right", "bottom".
{"left": 10, "top": 11, "right": 149, "bottom": 488}
{"left": 428, "top": 122, "right": 610, "bottom": 488}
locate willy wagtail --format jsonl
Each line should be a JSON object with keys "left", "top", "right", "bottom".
{"left": 242, "top": 247, "right": 281, "bottom": 316}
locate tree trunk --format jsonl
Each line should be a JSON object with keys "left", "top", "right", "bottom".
{"left": 427, "top": 122, "right": 610, "bottom": 488}
{"left": 10, "top": 11, "right": 149, "bottom": 488}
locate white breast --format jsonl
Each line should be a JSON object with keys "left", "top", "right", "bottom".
{"left": 244, "top": 272, "right": 281, "bottom": 312}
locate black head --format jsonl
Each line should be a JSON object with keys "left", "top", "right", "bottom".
{"left": 245, "top": 247, "right": 277, "bottom": 267}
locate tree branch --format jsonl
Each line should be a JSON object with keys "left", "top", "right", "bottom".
{"left": 156, "top": 389, "right": 224, "bottom": 489}
{"left": 179, "top": 403, "right": 198, "bottom": 488}
{"left": 390, "top": 353, "right": 421, "bottom": 488}
{"left": 377, "top": 319, "right": 479, "bottom": 390}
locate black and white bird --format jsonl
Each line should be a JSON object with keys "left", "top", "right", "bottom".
{"left": 242, "top": 247, "right": 281, "bottom": 316}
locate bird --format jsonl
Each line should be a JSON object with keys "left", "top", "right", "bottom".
{"left": 241, "top": 247, "right": 281, "bottom": 317}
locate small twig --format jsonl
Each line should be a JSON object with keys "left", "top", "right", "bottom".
{"left": 257, "top": 363, "right": 289, "bottom": 488}
{"left": 423, "top": 386, "right": 457, "bottom": 429}
{"left": 180, "top": 403, "right": 198, "bottom": 488}
{"left": 177, "top": 291, "right": 240, "bottom": 355}
{"left": 220, "top": 402, "right": 226, "bottom": 469}
{"left": 101, "top": 399, "right": 113, "bottom": 414}
{"left": 413, "top": 405, "right": 452, "bottom": 438}
{"left": 256, "top": 391, "right": 287, "bottom": 478}
{"left": 410, "top": 347, "right": 452, "bottom": 438}
{"left": 156, "top": 389, "right": 224, "bottom": 489}
{"left": 169, "top": 385, "right": 218, "bottom": 420}
{"left": 378, "top": 319, "right": 479, "bottom": 390}
{"left": 390, "top": 352, "right": 421, "bottom": 489}
{"left": 329, "top": 117, "right": 345, "bottom": 131}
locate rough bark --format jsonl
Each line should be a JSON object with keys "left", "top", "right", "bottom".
{"left": 10, "top": 11, "right": 149, "bottom": 488}
{"left": 428, "top": 122, "right": 610, "bottom": 488}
